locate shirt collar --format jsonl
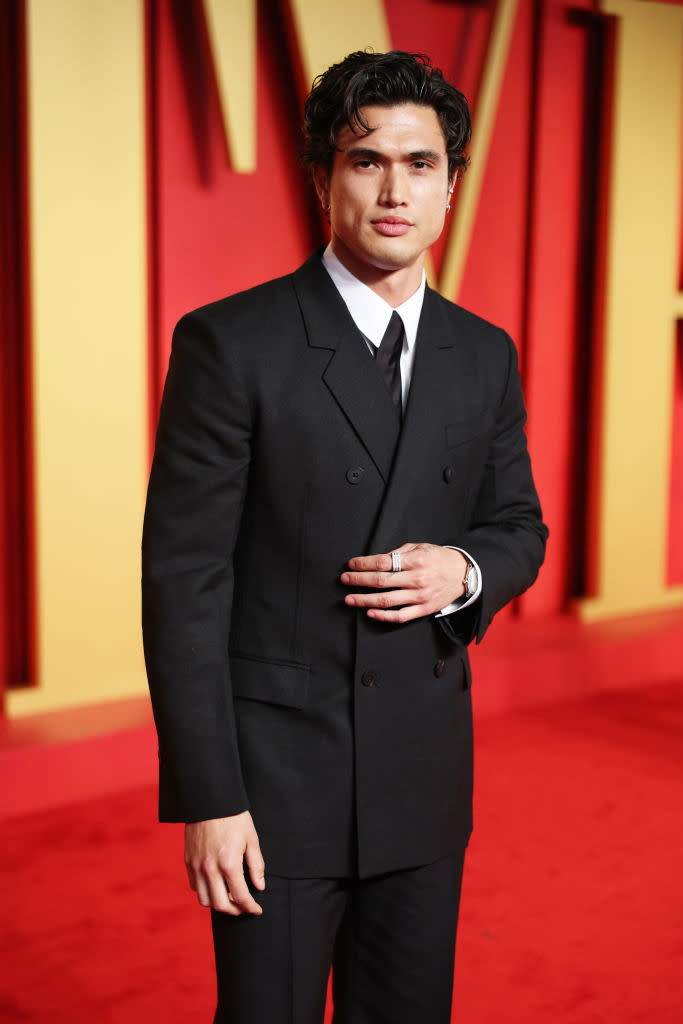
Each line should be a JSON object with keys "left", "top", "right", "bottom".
{"left": 322, "top": 243, "right": 425, "bottom": 350}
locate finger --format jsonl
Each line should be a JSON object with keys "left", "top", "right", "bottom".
{"left": 346, "top": 543, "right": 423, "bottom": 574}
{"left": 245, "top": 837, "right": 266, "bottom": 891}
{"left": 225, "top": 865, "right": 263, "bottom": 916}
{"left": 204, "top": 866, "right": 239, "bottom": 914}
{"left": 341, "top": 569, "right": 415, "bottom": 589}
{"left": 346, "top": 552, "right": 395, "bottom": 573}
{"left": 345, "top": 589, "right": 420, "bottom": 609}
{"left": 195, "top": 873, "right": 213, "bottom": 908}
{"left": 366, "top": 603, "right": 427, "bottom": 623}
{"left": 185, "top": 859, "right": 198, "bottom": 892}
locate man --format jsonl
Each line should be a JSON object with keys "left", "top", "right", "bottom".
{"left": 142, "top": 50, "right": 547, "bottom": 1023}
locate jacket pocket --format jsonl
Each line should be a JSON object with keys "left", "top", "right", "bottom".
{"left": 230, "top": 653, "right": 311, "bottom": 709}
{"left": 446, "top": 652, "right": 472, "bottom": 694}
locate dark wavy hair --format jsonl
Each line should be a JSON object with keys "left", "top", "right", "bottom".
{"left": 302, "top": 50, "right": 471, "bottom": 181}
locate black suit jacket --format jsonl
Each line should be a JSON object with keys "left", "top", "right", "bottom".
{"left": 142, "top": 251, "right": 548, "bottom": 878}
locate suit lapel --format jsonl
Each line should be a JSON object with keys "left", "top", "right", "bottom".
{"left": 293, "top": 253, "right": 400, "bottom": 482}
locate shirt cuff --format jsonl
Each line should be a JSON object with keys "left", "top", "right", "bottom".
{"left": 434, "top": 547, "right": 482, "bottom": 617}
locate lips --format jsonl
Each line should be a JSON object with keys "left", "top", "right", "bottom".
{"left": 371, "top": 218, "right": 413, "bottom": 237}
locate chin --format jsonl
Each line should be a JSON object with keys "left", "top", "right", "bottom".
{"left": 366, "top": 242, "right": 417, "bottom": 271}
{"left": 377, "top": 252, "right": 420, "bottom": 273}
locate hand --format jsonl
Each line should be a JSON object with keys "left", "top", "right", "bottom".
{"left": 341, "top": 542, "right": 467, "bottom": 623}
{"left": 184, "top": 811, "right": 265, "bottom": 916}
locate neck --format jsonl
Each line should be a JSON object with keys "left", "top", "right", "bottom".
{"left": 330, "top": 241, "right": 424, "bottom": 307}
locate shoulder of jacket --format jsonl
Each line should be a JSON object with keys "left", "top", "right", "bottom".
{"left": 176, "top": 272, "right": 297, "bottom": 332}
{"left": 428, "top": 289, "right": 517, "bottom": 370}
{"left": 429, "top": 287, "right": 508, "bottom": 339}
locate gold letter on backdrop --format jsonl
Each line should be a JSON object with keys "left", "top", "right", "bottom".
{"left": 579, "top": 0, "right": 683, "bottom": 621}
{"left": 203, "top": 0, "right": 388, "bottom": 172}
{"left": 286, "top": 0, "right": 390, "bottom": 86}
{"left": 202, "top": 0, "right": 257, "bottom": 173}
{"left": 437, "top": 0, "right": 519, "bottom": 300}
{"left": 9, "top": 0, "right": 148, "bottom": 715}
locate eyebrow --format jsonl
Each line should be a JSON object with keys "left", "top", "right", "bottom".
{"left": 341, "top": 146, "right": 444, "bottom": 163}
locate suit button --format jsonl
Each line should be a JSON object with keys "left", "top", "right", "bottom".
{"left": 361, "top": 670, "right": 378, "bottom": 687}
{"left": 346, "top": 466, "right": 365, "bottom": 484}
{"left": 442, "top": 466, "right": 453, "bottom": 483}
{"left": 434, "top": 659, "right": 446, "bottom": 678}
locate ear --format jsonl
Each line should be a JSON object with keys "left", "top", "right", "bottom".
{"left": 313, "top": 165, "right": 330, "bottom": 206}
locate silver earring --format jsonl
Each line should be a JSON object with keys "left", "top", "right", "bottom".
{"left": 446, "top": 203, "right": 451, "bottom": 212}
{"left": 321, "top": 199, "right": 330, "bottom": 213}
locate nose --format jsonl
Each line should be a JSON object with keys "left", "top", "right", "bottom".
{"left": 379, "top": 166, "right": 406, "bottom": 207}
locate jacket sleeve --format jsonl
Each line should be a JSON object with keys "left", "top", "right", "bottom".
{"left": 142, "top": 309, "right": 251, "bottom": 822}
{"left": 438, "top": 331, "right": 548, "bottom": 647}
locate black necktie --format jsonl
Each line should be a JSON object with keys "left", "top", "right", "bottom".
{"left": 375, "top": 311, "right": 404, "bottom": 413}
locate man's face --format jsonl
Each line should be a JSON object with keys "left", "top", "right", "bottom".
{"left": 315, "top": 103, "right": 452, "bottom": 287}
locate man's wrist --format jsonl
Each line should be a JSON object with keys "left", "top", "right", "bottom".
{"left": 435, "top": 546, "right": 482, "bottom": 617}
{"left": 461, "top": 556, "right": 479, "bottom": 600}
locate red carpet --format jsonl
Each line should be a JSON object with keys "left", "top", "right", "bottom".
{"left": 1, "top": 682, "right": 681, "bottom": 1022}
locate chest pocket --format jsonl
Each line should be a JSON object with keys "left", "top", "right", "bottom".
{"left": 445, "top": 411, "right": 493, "bottom": 449}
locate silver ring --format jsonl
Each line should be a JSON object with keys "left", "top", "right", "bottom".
{"left": 391, "top": 550, "right": 402, "bottom": 573}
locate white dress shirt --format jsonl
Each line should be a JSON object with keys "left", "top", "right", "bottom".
{"left": 321, "top": 245, "right": 482, "bottom": 616}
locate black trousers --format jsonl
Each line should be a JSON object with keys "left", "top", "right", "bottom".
{"left": 211, "top": 851, "right": 466, "bottom": 1024}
